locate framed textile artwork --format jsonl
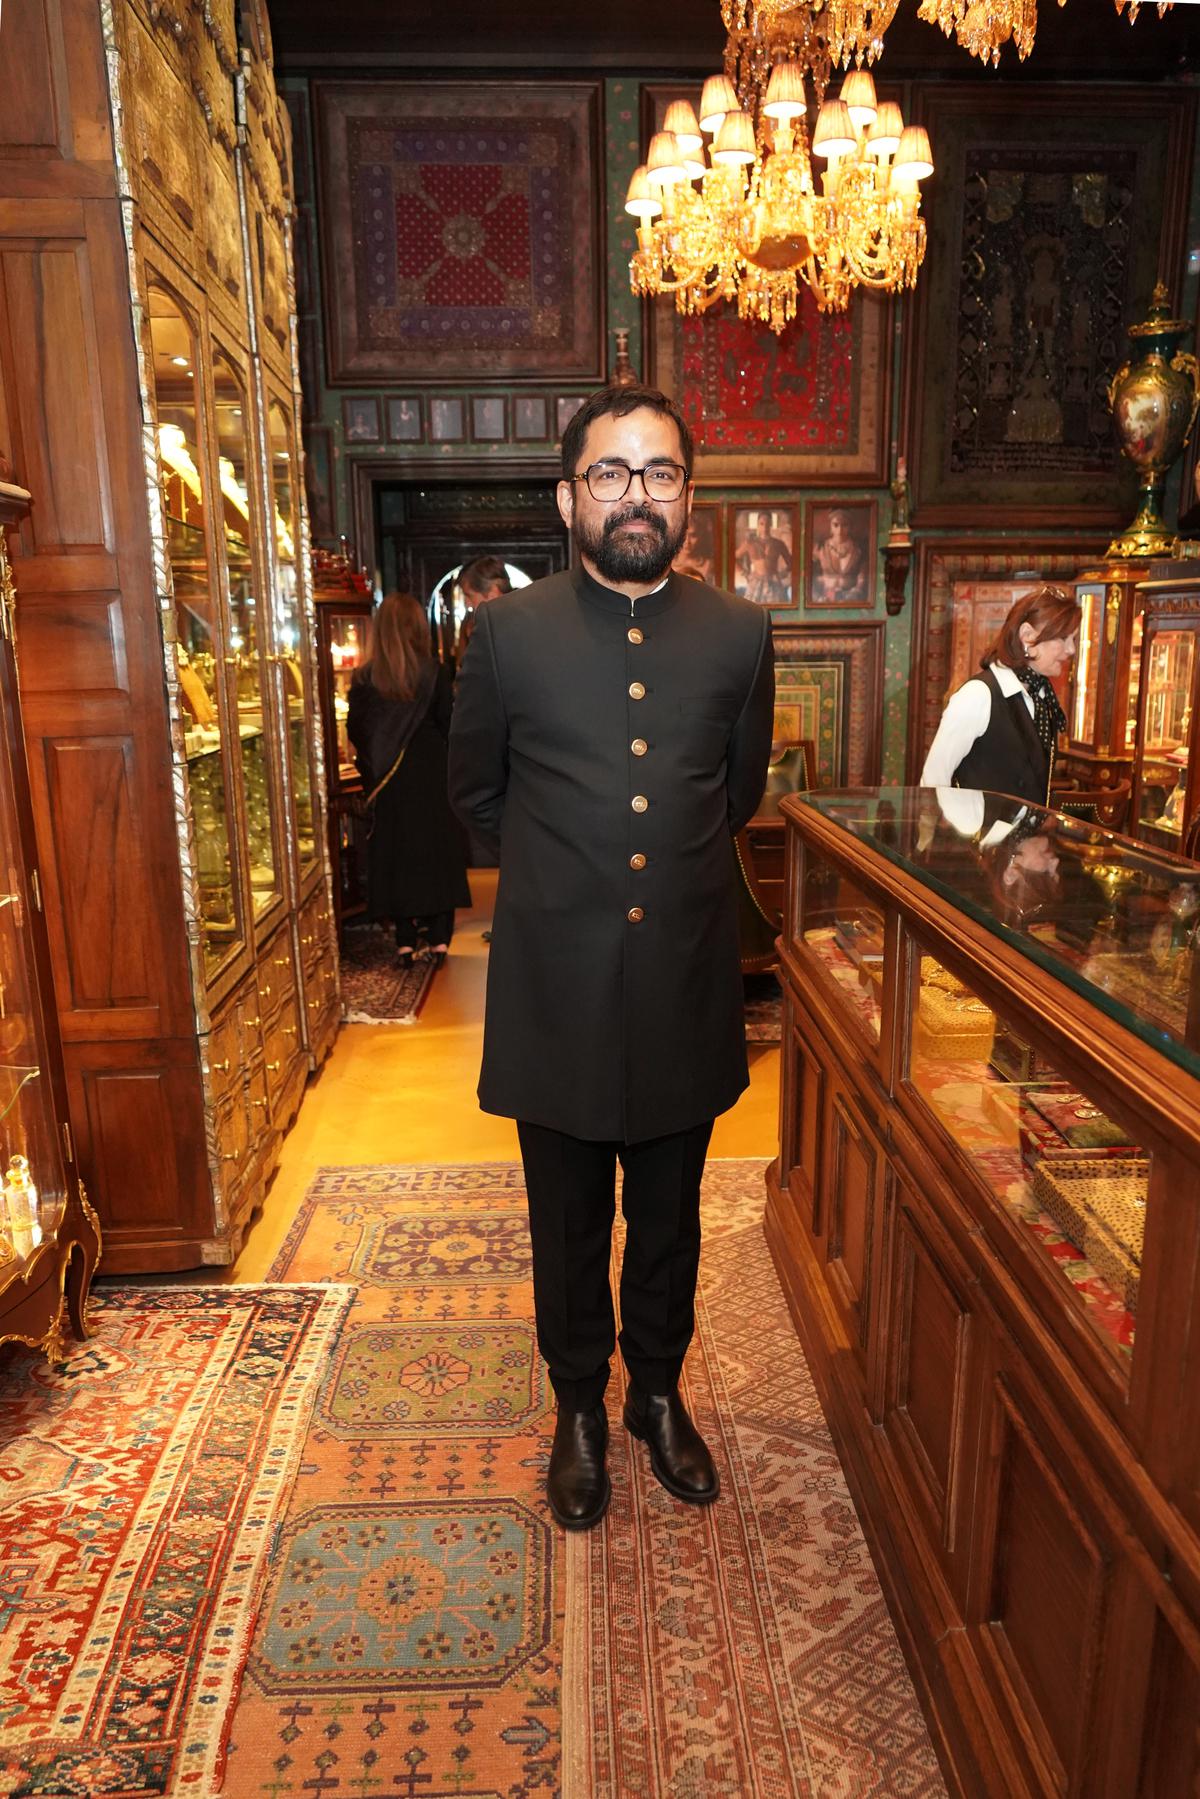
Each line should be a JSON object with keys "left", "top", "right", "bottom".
{"left": 556, "top": 396, "right": 586, "bottom": 439}
{"left": 772, "top": 625, "right": 885, "bottom": 787}
{"left": 908, "top": 86, "right": 1194, "bottom": 525}
{"left": 315, "top": 82, "right": 603, "bottom": 384}
{"left": 429, "top": 398, "right": 466, "bottom": 442}
{"left": 341, "top": 396, "right": 380, "bottom": 443}
{"left": 731, "top": 505, "right": 798, "bottom": 609}
{"left": 806, "top": 500, "right": 876, "bottom": 608}
{"left": 672, "top": 502, "right": 723, "bottom": 588}
{"left": 909, "top": 541, "right": 1105, "bottom": 782}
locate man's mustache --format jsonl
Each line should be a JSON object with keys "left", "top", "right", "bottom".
{"left": 605, "top": 505, "right": 666, "bottom": 536}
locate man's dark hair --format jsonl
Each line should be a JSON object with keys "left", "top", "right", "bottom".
{"left": 459, "top": 555, "right": 511, "bottom": 599}
{"left": 560, "top": 383, "right": 694, "bottom": 481}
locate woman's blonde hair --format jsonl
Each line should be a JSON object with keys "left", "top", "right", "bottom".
{"left": 365, "top": 591, "right": 432, "bottom": 701}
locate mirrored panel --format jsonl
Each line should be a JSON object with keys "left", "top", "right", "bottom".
{"left": 149, "top": 287, "right": 241, "bottom": 973}
{"left": 801, "top": 854, "right": 883, "bottom": 1044}
{"left": 908, "top": 946, "right": 1142, "bottom": 1373}
{"left": 213, "top": 351, "right": 280, "bottom": 919}
{"left": 268, "top": 400, "right": 316, "bottom": 870}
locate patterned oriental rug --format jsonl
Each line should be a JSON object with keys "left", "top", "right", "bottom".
{"left": 744, "top": 971, "right": 784, "bottom": 1044}
{"left": 0, "top": 1283, "right": 351, "bottom": 1799}
{"left": 224, "top": 1162, "right": 944, "bottom": 1798}
{"left": 339, "top": 924, "right": 439, "bottom": 1024}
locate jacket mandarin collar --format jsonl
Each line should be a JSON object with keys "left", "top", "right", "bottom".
{"left": 572, "top": 563, "right": 681, "bottom": 618}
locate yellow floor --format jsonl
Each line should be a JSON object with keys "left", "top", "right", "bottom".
{"left": 231, "top": 869, "right": 782, "bottom": 1282}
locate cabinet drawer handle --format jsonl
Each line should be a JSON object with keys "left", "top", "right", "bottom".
{"left": 211, "top": 1058, "right": 231, "bottom": 1074}
{"left": 246, "top": 1015, "right": 261, "bottom": 1030}
{"left": 266, "top": 1058, "right": 281, "bottom": 1073}
{"left": 273, "top": 955, "right": 289, "bottom": 968}
{"left": 251, "top": 1096, "right": 268, "bottom": 1109}
{"left": 300, "top": 933, "right": 314, "bottom": 948}
{"left": 282, "top": 1024, "right": 297, "bottom": 1037}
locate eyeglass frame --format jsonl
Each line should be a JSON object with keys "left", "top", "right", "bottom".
{"left": 569, "top": 460, "right": 690, "bottom": 503}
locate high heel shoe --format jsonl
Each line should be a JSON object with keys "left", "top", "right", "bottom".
{"left": 396, "top": 948, "right": 415, "bottom": 970}
{"left": 429, "top": 945, "right": 448, "bottom": 968}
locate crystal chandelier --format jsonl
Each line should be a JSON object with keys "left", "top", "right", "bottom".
{"left": 917, "top": 0, "right": 1173, "bottom": 66}
{"left": 625, "top": 41, "right": 933, "bottom": 332}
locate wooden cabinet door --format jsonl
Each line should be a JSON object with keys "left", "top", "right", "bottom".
{"left": 822, "top": 1080, "right": 887, "bottom": 1396}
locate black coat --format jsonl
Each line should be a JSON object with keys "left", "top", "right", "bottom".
{"left": 448, "top": 566, "right": 775, "bottom": 1143}
{"left": 347, "top": 662, "right": 470, "bottom": 920}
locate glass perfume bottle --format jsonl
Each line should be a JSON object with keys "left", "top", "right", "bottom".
{"left": 4, "top": 1153, "right": 40, "bottom": 1257}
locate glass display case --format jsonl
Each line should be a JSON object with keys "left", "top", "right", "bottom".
{"left": 148, "top": 286, "right": 243, "bottom": 975}
{"left": 212, "top": 348, "right": 281, "bottom": 923}
{"left": 1055, "top": 561, "right": 1148, "bottom": 813}
{"left": 769, "top": 785, "right": 1200, "bottom": 1799}
{"left": 1130, "top": 574, "right": 1200, "bottom": 849}
{"left": 268, "top": 397, "right": 318, "bottom": 876}
{"left": 0, "top": 482, "right": 99, "bottom": 1351}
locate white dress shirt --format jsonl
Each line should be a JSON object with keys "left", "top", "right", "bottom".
{"left": 920, "top": 661, "right": 1034, "bottom": 788}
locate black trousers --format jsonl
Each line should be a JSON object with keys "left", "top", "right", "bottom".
{"left": 394, "top": 910, "right": 454, "bottom": 950}
{"left": 516, "top": 1117, "right": 714, "bottom": 1411}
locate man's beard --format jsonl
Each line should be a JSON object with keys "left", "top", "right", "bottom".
{"left": 574, "top": 502, "right": 689, "bottom": 585}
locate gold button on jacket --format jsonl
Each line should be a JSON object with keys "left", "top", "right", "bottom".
{"left": 631, "top": 738, "right": 647, "bottom": 756}
{"left": 629, "top": 852, "right": 647, "bottom": 870}
{"left": 631, "top": 794, "right": 648, "bottom": 812}
{"left": 629, "top": 681, "right": 646, "bottom": 700}
{"left": 627, "top": 626, "right": 644, "bottom": 644}
{"left": 627, "top": 906, "right": 645, "bottom": 923}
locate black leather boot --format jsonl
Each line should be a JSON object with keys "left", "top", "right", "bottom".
{"left": 546, "top": 1402, "right": 610, "bottom": 1530}
{"left": 623, "top": 1386, "right": 719, "bottom": 1503}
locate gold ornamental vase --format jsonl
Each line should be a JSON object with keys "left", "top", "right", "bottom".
{"left": 1107, "top": 283, "right": 1200, "bottom": 558}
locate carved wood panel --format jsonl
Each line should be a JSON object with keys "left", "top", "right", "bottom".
{"left": 972, "top": 1372, "right": 1113, "bottom": 1794}
{"left": 72, "top": 1051, "right": 208, "bottom": 1248}
{"left": 0, "top": 240, "right": 113, "bottom": 554}
{"left": 883, "top": 1191, "right": 981, "bottom": 1614}
{"left": 15, "top": 595, "right": 129, "bottom": 697}
{"left": 825, "top": 1086, "right": 883, "bottom": 1370}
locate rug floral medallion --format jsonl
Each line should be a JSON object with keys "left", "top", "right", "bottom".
{"left": 0, "top": 1283, "right": 352, "bottom": 1799}
{"left": 224, "top": 1161, "right": 946, "bottom": 1799}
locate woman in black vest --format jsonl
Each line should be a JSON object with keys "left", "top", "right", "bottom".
{"left": 921, "top": 584, "right": 1081, "bottom": 806}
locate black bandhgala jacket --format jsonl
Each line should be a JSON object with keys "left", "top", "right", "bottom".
{"left": 448, "top": 565, "right": 775, "bottom": 1143}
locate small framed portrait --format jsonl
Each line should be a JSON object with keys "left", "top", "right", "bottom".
{"left": 806, "top": 499, "right": 877, "bottom": 608}
{"left": 471, "top": 396, "right": 507, "bottom": 442}
{"left": 556, "top": 395, "right": 585, "bottom": 439}
{"left": 514, "top": 396, "right": 549, "bottom": 441}
{"left": 341, "top": 396, "right": 381, "bottom": 443}
{"left": 387, "top": 397, "right": 422, "bottom": 442}
{"left": 302, "top": 424, "right": 335, "bottom": 543}
{"left": 671, "top": 501, "right": 723, "bottom": 588}
{"left": 731, "top": 504, "right": 798, "bottom": 608}
{"left": 429, "top": 397, "right": 466, "bottom": 443}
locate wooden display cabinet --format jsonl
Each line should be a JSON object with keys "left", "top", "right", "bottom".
{"left": 768, "top": 786, "right": 1200, "bottom": 1798}
{"left": 0, "top": 483, "right": 100, "bottom": 1355}
{"left": 1059, "top": 560, "right": 1145, "bottom": 792}
{"left": 0, "top": 0, "right": 338, "bottom": 1270}
{"left": 312, "top": 550, "right": 374, "bottom": 933}
{"left": 1129, "top": 573, "right": 1200, "bottom": 852}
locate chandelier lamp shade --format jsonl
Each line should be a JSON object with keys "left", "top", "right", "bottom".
{"left": 916, "top": 0, "right": 1173, "bottom": 64}
{"left": 626, "top": 59, "right": 933, "bottom": 331}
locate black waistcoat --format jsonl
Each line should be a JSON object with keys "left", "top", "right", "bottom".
{"left": 953, "top": 665, "right": 1051, "bottom": 806}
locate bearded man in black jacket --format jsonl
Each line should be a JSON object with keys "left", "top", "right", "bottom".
{"left": 449, "top": 384, "right": 774, "bottom": 1530}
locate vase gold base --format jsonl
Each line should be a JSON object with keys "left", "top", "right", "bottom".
{"left": 1105, "top": 524, "right": 1179, "bottom": 559}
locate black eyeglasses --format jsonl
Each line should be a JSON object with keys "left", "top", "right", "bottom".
{"left": 571, "top": 461, "right": 688, "bottom": 503}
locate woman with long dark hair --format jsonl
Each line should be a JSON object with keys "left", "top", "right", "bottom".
{"left": 921, "top": 583, "right": 1081, "bottom": 806}
{"left": 347, "top": 591, "right": 470, "bottom": 965}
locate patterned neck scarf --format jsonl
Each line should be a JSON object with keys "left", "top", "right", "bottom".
{"left": 1015, "top": 664, "right": 1066, "bottom": 754}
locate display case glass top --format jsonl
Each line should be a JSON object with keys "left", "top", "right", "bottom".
{"left": 149, "top": 287, "right": 243, "bottom": 976}
{"left": 212, "top": 350, "right": 281, "bottom": 922}
{"left": 792, "top": 788, "right": 1200, "bottom": 1081}
{"left": 268, "top": 400, "right": 317, "bottom": 875}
